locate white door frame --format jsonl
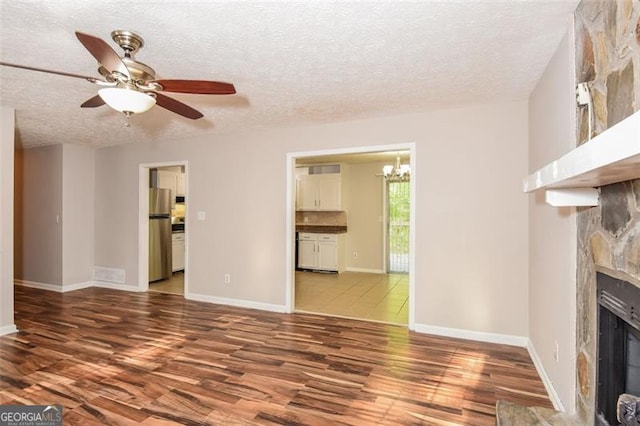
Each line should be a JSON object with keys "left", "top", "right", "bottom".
{"left": 137, "top": 160, "right": 189, "bottom": 294}
{"left": 285, "top": 142, "right": 417, "bottom": 330}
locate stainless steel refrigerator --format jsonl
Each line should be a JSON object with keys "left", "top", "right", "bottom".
{"left": 149, "top": 188, "right": 172, "bottom": 282}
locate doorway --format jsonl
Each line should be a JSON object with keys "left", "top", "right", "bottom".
{"left": 286, "top": 144, "right": 416, "bottom": 329}
{"left": 137, "top": 161, "right": 189, "bottom": 296}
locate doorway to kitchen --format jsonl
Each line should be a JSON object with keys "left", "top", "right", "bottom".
{"left": 137, "top": 161, "right": 188, "bottom": 297}
{"left": 286, "top": 144, "right": 415, "bottom": 329}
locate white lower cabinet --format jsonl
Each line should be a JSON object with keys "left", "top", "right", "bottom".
{"left": 172, "top": 233, "right": 185, "bottom": 272}
{"left": 297, "top": 233, "right": 344, "bottom": 272}
{"left": 298, "top": 237, "right": 318, "bottom": 270}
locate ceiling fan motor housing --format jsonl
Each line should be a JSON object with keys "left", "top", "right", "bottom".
{"left": 95, "top": 30, "right": 157, "bottom": 85}
{"left": 98, "top": 58, "right": 157, "bottom": 84}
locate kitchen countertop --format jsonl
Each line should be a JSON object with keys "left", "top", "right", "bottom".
{"left": 296, "top": 224, "right": 347, "bottom": 234}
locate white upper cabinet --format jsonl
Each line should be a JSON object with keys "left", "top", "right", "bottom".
{"left": 296, "top": 176, "right": 318, "bottom": 210}
{"left": 176, "top": 173, "right": 185, "bottom": 196}
{"left": 157, "top": 170, "right": 185, "bottom": 197}
{"left": 157, "top": 170, "right": 177, "bottom": 197}
{"left": 296, "top": 174, "right": 341, "bottom": 211}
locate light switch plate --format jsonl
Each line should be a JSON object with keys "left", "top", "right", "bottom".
{"left": 197, "top": 211, "right": 206, "bottom": 221}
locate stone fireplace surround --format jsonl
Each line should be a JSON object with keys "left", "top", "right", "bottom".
{"left": 574, "top": 0, "right": 640, "bottom": 423}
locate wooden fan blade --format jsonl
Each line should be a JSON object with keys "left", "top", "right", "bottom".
{"left": 75, "top": 31, "right": 130, "bottom": 78}
{"left": 81, "top": 95, "right": 105, "bottom": 108}
{"left": 0, "top": 62, "right": 99, "bottom": 82}
{"left": 155, "top": 93, "right": 203, "bottom": 119}
{"left": 154, "top": 79, "right": 236, "bottom": 95}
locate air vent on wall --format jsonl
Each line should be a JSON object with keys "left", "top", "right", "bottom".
{"left": 94, "top": 266, "right": 125, "bottom": 284}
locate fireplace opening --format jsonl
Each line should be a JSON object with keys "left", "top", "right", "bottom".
{"left": 596, "top": 272, "right": 640, "bottom": 425}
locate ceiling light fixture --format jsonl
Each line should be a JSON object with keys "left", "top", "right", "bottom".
{"left": 98, "top": 87, "right": 156, "bottom": 115}
{"left": 383, "top": 155, "right": 410, "bottom": 182}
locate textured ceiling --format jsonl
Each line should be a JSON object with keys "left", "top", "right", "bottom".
{"left": 0, "top": 1, "right": 578, "bottom": 149}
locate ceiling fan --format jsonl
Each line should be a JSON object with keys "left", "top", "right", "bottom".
{"left": 0, "top": 30, "right": 236, "bottom": 120}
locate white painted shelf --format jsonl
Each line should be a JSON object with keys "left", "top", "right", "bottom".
{"left": 524, "top": 110, "right": 640, "bottom": 193}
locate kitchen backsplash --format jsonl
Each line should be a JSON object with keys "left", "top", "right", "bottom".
{"left": 172, "top": 203, "right": 186, "bottom": 219}
{"left": 296, "top": 210, "right": 347, "bottom": 226}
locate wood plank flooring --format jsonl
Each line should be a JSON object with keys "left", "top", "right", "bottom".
{"left": 0, "top": 286, "right": 552, "bottom": 425}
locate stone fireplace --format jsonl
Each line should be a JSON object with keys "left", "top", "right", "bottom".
{"left": 574, "top": 0, "right": 640, "bottom": 424}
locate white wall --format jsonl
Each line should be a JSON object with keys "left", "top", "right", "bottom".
{"left": 528, "top": 30, "right": 577, "bottom": 412}
{"left": 62, "top": 144, "right": 95, "bottom": 286}
{"left": 16, "top": 144, "right": 63, "bottom": 287}
{"left": 415, "top": 102, "right": 530, "bottom": 338}
{"left": 0, "top": 106, "right": 16, "bottom": 334}
{"left": 94, "top": 100, "right": 530, "bottom": 339}
{"left": 15, "top": 144, "right": 95, "bottom": 291}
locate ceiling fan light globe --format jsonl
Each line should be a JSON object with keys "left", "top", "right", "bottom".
{"left": 98, "top": 87, "right": 156, "bottom": 114}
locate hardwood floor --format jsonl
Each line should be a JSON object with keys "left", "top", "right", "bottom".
{"left": 1, "top": 286, "right": 552, "bottom": 425}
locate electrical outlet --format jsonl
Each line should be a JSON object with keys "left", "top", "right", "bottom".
{"left": 224, "top": 274, "right": 231, "bottom": 284}
{"left": 352, "top": 252, "right": 359, "bottom": 259}
{"left": 554, "top": 340, "right": 559, "bottom": 362}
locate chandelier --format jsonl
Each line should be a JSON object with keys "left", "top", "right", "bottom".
{"left": 383, "top": 155, "right": 410, "bottom": 182}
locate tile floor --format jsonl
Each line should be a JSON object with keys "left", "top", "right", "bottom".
{"left": 149, "top": 271, "right": 184, "bottom": 295}
{"left": 148, "top": 270, "right": 409, "bottom": 325}
{"left": 295, "top": 270, "right": 409, "bottom": 324}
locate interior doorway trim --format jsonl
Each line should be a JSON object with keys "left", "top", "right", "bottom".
{"left": 285, "top": 143, "right": 416, "bottom": 330}
{"left": 137, "top": 160, "right": 189, "bottom": 294}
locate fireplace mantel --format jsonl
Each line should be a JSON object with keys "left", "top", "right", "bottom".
{"left": 523, "top": 110, "right": 640, "bottom": 207}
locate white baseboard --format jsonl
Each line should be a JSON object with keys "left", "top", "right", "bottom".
{"left": 345, "top": 267, "right": 385, "bottom": 274}
{"left": 186, "top": 292, "right": 286, "bottom": 313}
{"left": 62, "top": 281, "right": 95, "bottom": 292}
{"left": 0, "top": 324, "right": 18, "bottom": 336}
{"left": 414, "top": 323, "right": 529, "bottom": 347}
{"left": 15, "top": 279, "right": 62, "bottom": 292}
{"left": 93, "top": 281, "right": 143, "bottom": 292}
{"left": 527, "top": 339, "right": 565, "bottom": 412}
{"left": 14, "top": 279, "right": 93, "bottom": 293}
{"left": 16, "top": 279, "right": 141, "bottom": 293}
